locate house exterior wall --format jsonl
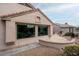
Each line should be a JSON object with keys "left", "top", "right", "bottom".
{"left": 53, "top": 24, "right": 75, "bottom": 35}
{"left": 73, "top": 28, "right": 79, "bottom": 35}
{"left": 0, "top": 18, "right": 5, "bottom": 50}
{"left": 53, "top": 25, "right": 77, "bottom": 35}
{"left": 61, "top": 27, "right": 70, "bottom": 35}
{"left": 0, "top": 10, "right": 53, "bottom": 51}
{"left": 5, "top": 21, "right": 16, "bottom": 44}
{"left": 11, "top": 11, "right": 52, "bottom": 25}
{"left": 0, "top": 3, "right": 32, "bottom": 17}
{"left": 61, "top": 27, "right": 77, "bottom": 35}
{"left": 53, "top": 25, "right": 61, "bottom": 34}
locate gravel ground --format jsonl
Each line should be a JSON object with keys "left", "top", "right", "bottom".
{"left": 16, "top": 46, "right": 63, "bottom": 56}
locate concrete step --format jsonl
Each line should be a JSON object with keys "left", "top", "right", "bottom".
{"left": 0, "top": 43, "right": 41, "bottom": 56}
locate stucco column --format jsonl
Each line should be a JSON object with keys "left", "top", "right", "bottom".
{"left": 51, "top": 25, "right": 53, "bottom": 35}
{"left": 35, "top": 25, "right": 38, "bottom": 37}
{"left": 5, "top": 20, "right": 16, "bottom": 45}
{"left": 48, "top": 25, "right": 53, "bottom": 37}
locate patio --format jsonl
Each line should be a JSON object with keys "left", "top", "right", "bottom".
{"left": 16, "top": 45, "right": 63, "bottom": 56}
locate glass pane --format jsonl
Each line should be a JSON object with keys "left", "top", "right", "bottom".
{"left": 38, "top": 25, "right": 48, "bottom": 36}
{"left": 17, "top": 24, "right": 35, "bottom": 39}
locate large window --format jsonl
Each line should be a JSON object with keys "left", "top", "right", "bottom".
{"left": 17, "top": 24, "right": 35, "bottom": 39}
{"left": 38, "top": 25, "right": 48, "bottom": 36}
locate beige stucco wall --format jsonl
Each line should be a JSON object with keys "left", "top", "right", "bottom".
{"left": 61, "top": 28, "right": 70, "bottom": 35}
{"left": 11, "top": 11, "right": 52, "bottom": 25}
{"left": 53, "top": 25, "right": 61, "bottom": 34}
{"left": 53, "top": 25, "right": 78, "bottom": 36}
{"left": 73, "top": 28, "right": 79, "bottom": 34}
{"left": 53, "top": 24, "right": 75, "bottom": 35}
{"left": 0, "top": 10, "right": 53, "bottom": 50}
{"left": 5, "top": 21, "right": 16, "bottom": 44}
{"left": 0, "top": 3, "right": 32, "bottom": 17}
{"left": 0, "top": 18, "right": 6, "bottom": 50}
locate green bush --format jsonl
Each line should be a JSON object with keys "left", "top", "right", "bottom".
{"left": 75, "top": 34, "right": 78, "bottom": 37}
{"left": 63, "top": 45, "right": 79, "bottom": 56}
{"left": 64, "top": 32, "right": 75, "bottom": 38}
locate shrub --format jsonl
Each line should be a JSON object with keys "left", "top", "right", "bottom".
{"left": 64, "top": 32, "right": 75, "bottom": 38}
{"left": 75, "top": 34, "right": 78, "bottom": 37}
{"left": 63, "top": 45, "right": 79, "bottom": 56}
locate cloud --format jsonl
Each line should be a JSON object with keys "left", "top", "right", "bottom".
{"left": 33, "top": 3, "right": 79, "bottom": 26}
{"left": 33, "top": 3, "right": 41, "bottom": 8}
{"left": 42, "top": 4, "right": 79, "bottom": 13}
{"left": 75, "top": 13, "right": 79, "bottom": 18}
{"left": 54, "top": 17, "right": 79, "bottom": 26}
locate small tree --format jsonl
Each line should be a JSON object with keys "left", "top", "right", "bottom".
{"left": 64, "top": 32, "right": 75, "bottom": 38}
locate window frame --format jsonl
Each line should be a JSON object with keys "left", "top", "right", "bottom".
{"left": 16, "top": 23, "right": 35, "bottom": 39}
{"left": 38, "top": 25, "right": 48, "bottom": 36}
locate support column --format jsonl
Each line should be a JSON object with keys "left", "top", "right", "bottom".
{"left": 48, "top": 25, "right": 53, "bottom": 37}
{"left": 51, "top": 25, "right": 53, "bottom": 35}
{"left": 5, "top": 20, "right": 16, "bottom": 45}
{"left": 35, "top": 25, "right": 38, "bottom": 37}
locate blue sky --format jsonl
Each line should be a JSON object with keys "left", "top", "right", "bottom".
{"left": 32, "top": 3, "right": 79, "bottom": 26}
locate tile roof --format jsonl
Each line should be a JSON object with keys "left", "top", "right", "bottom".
{"left": 55, "top": 23, "right": 75, "bottom": 28}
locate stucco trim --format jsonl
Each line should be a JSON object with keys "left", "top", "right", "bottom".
{"left": 19, "top": 3, "right": 36, "bottom": 10}
{"left": 1, "top": 4, "right": 54, "bottom": 25}
{"left": 1, "top": 9, "right": 38, "bottom": 18}
{"left": 1, "top": 9, "right": 54, "bottom": 26}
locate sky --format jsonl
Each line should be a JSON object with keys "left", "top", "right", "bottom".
{"left": 32, "top": 3, "right": 79, "bottom": 26}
